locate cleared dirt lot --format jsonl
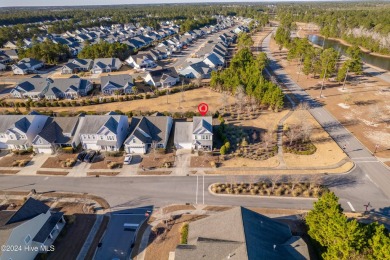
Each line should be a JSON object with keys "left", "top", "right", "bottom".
{"left": 269, "top": 36, "right": 390, "bottom": 158}
{"left": 283, "top": 110, "right": 348, "bottom": 167}
{"left": 0, "top": 87, "right": 235, "bottom": 114}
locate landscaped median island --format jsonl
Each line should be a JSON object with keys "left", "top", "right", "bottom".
{"left": 210, "top": 178, "right": 328, "bottom": 198}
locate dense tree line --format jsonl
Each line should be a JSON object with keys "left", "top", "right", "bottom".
{"left": 0, "top": 3, "right": 271, "bottom": 47}
{"left": 286, "top": 35, "right": 362, "bottom": 81}
{"left": 210, "top": 38, "right": 284, "bottom": 110}
{"left": 18, "top": 40, "right": 70, "bottom": 64}
{"left": 276, "top": 2, "right": 390, "bottom": 54}
{"left": 77, "top": 41, "right": 129, "bottom": 60}
{"left": 306, "top": 192, "right": 390, "bottom": 259}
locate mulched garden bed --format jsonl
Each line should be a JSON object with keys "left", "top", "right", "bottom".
{"left": 0, "top": 154, "right": 32, "bottom": 167}
{"left": 138, "top": 171, "right": 171, "bottom": 175}
{"left": 283, "top": 142, "right": 317, "bottom": 155}
{"left": 87, "top": 171, "right": 120, "bottom": 176}
{"left": 211, "top": 181, "right": 327, "bottom": 198}
{"left": 0, "top": 169, "right": 19, "bottom": 174}
{"left": 36, "top": 170, "right": 69, "bottom": 176}
{"left": 41, "top": 154, "right": 77, "bottom": 168}
{"left": 190, "top": 156, "right": 218, "bottom": 167}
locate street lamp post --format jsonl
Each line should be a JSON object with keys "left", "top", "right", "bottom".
{"left": 319, "top": 58, "right": 330, "bottom": 98}
{"left": 342, "top": 66, "right": 349, "bottom": 91}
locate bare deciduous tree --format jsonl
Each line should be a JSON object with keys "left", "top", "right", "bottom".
{"left": 289, "top": 175, "right": 302, "bottom": 192}
{"left": 220, "top": 92, "right": 229, "bottom": 112}
{"left": 262, "top": 131, "right": 274, "bottom": 149}
{"left": 247, "top": 175, "right": 258, "bottom": 189}
{"left": 226, "top": 175, "right": 238, "bottom": 188}
{"left": 252, "top": 131, "right": 258, "bottom": 142}
{"left": 310, "top": 174, "right": 323, "bottom": 189}
{"left": 285, "top": 124, "right": 302, "bottom": 145}
{"left": 235, "top": 85, "right": 246, "bottom": 115}
{"left": 301, "top": 121, "right": 313, "bottom": 142}
{"left": 270, "top": 175, "right": 281, "bottom": 192}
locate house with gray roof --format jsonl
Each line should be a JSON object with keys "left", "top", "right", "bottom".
{"left": 124, "top": 115, "right": 173, "bottom": 154}
{"left": 179, "top": 61, "right": 214, "bottom": 79}
{"left": 61, "top": 58, "right": 93, "bottom": 74}
{"left": 174, "top": 116, "right": 213, "bottom": 151}
{"left": 12, "top": 58, "right": 44, "bottom": 75}
{"left": 126, "top": 53, "right": 157, "bottom": 69}
{"left": 100, "top": 74, "right": 134, "bottom": 95}
{"left": 143, "top": 67, "right": 179, "bottom": 88}
{"left": 174, "top": 207, "right": 309, "bottom": 260}
{"left": 0, "top": 198, "right": 65, "bottom": 260}
{"left": 91, "top": 58, "right": 122, "bottom": 74}
{"left": 203, "top": 53, "right": 224, "bottom": 68}
{"left": 11, "top": 77, "right": 92, "bottom": 100}
{"left": 0, "top": 114, "right": 48, "bottom": 150}
{"left": 79, "top": 113, "right": 128, "bottom": 151}
{"left": 32, "top": 116, "right": 83, "bottom": 154}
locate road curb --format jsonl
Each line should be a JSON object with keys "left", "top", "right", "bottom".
{"left": 207, "top": 184, "right": 318, "bottom": 200}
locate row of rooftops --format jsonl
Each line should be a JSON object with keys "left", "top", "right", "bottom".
{"left": 1, "top": 16, "right": 237, "bottom": 59}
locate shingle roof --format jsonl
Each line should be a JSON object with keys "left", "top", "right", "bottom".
{"left": 79, "top": 115, "right": 123, "bottom": 134}
{"left": 192, "top": 116, "right": 213, "bottom": 134}
{"left": 147, "top": 67, "right": 179, "bottom": 83}
{"left": 0, "top": 115, "right": 36, "bottom": 133}
{"left": 33, "top": 212, "right": 64, "bottom": 243}
{"left": 101, "top": 74, "right": 133, "bottom": 91}
{"left": 175, "top": 207, "right": 309, "bottom": 260}
{"left": 1, "top": 198, "right": 49, "bottom": 228}
{"left": 33, "top": 117, "right": 79, "bottom": 145}
{"left": 125, "top": 116, "right": 171, "bottom": 145}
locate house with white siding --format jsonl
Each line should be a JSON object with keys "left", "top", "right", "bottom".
{"left": 100, "top": 74, "right": 134, "bottom": 95}
{"left": 12, "top": 58, "right": 44, "bottom": 75}
{"left": 0, "top": 198, "right": 66, "bottom": 260}
{"left": 32, "top": 116, "right": 83, "bottom": 154}
{"left": 174, "top": 116, "right": 213, "bottom": 151}
{"left": 11, "top": 77, "right": 92, "bottom": 100}
{"left": 78, "top": 113, "right": 128, "bottom": 151}
{"left": 91, "top": 58, "right": 122, "bottom": 74}
{"left": 0, "top": 114, "right": 48, "bottom": 150}
{"left": 124, "top": 115, "right": 173, "bottom": 154}
{"left": 143, "top": 67, "right": 180, "bottom": 88}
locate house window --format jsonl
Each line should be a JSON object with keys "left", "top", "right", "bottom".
{"left": 100, "top": 136, "right": 104, "bottom": 140}
{"left": 0, "top": 134, "right": 4, "bottom": 138}
{"left": 132, "top": 139, "right": 136, "bottom": 143}
{"left": 24, "top": 235, "right": 31, "bottom": 245}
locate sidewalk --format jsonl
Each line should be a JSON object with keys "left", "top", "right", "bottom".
{"left": 76, "top": 214, "right": 104, "bottom": 260}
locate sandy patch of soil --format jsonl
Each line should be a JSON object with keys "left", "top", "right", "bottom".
{"left": 283, "top": 110, "right": 348, "bottom": 167}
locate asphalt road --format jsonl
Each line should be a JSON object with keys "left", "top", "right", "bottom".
{"left": 0, "top": 28, "right": 389, "bottom": 217}
{"left": 260, "top": 30, "right": 390, "bottom": 215}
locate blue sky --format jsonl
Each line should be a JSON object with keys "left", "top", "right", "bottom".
{"left": 0, "top": 0, "right": 314, "bottom": 8}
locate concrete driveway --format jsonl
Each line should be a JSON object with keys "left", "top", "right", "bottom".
{"left": 94, "top": 206, "right": 153, "bottom": 260}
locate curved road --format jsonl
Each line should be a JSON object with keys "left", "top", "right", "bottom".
{"left": 261, "top": 31, "right": 390, "bottom": 214}
{"left": 0, "top": 32, "right": 389, "bottom": 215}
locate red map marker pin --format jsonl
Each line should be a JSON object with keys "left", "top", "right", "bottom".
{"left": 198, "top": 102, "right": 209, "bottom": 116}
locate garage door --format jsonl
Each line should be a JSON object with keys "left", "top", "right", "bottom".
{"left": 0, "top": 142, "right": 7, "bottom": 149}
{"left": 128, "top": 147, "right": 146, "bottom": 154}
{"left": 175, "top": 142, "right": 192, "bottom": 149}
{"left": 37, "top": 147, "right": 53, "bottom": 154}
{"left": 84, "top": 143, "right": 100, "bottom": 150}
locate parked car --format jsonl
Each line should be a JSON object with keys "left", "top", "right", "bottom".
{"left": 77, "top": 151, "right": 87, "bottom": 161}
{"left": 84, "top": 151, "right": 96, "bottom": 163}
{"left": 124, "top": 154, "right": 133, "bottom": 165}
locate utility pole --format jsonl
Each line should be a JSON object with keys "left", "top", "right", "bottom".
{"left": 297, "top": 54, "right": 303, "bottom": 82}
{"left": 319, "top": 58, "right": 330, "bottom": 98}
{"left": 342, "top": 66, "right": 349, "bottom": 90}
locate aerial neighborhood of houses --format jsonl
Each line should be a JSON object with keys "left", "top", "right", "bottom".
{"left": 0, "top": 111, "right": 213, "bottom": 155}
{"left": 0, "top": 16, "right": 249, "bottom": 100}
